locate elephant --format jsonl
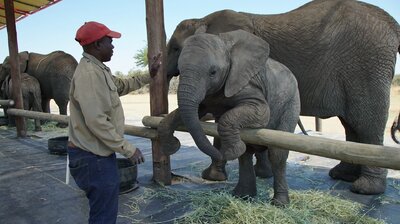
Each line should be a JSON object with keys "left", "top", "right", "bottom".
{"left": 0, "top": 50, "right": 78, "bottom": 127}
{"left": 165, "top": 0, "right": 400, "bottom": 195}
{"left": 159, "top": 30, "right": 301, "bottom": 206}
{"left": 0, "top": 73, "right": 43, "bottom": 131}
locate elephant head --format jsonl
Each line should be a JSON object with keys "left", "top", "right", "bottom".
{"left": 166, "top": 10, "right": 253, "bottom": 80}
{"left": 0, "top": 51, "right": 29, "bottom": 83}
{"left": 177, "top": 29, "right": 269, "bottom": 160}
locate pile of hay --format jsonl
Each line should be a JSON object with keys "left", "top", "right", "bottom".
{"left": 133, "top": 187, "right": 385, "bottom": 224}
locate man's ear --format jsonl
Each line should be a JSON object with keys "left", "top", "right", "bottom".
{"left": 94, "top": 40, "right": 101, "bottom": 49}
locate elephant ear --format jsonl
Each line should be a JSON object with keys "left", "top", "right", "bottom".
{"left": 19, "top": 51, "right": 29, "bottom": 72}
{"left": 219, "top": 30, "right": 270, "bottom": 97}
{"left": 194, "top": 24, "right": 207, "bottom": 34}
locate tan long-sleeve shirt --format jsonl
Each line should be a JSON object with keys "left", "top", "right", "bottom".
{"left": 68, "top": 52, "right": 150, "bottom": 158}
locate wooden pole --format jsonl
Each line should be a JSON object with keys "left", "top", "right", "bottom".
{"left": 6, "top": 108, "right": 68, "bottom": 124}
{"left": 4, "top": 0, "right": 26, "bottom": 137}
{"left": 0, "top": 99, "right": 15, "bottom": 106}
{"left": 145, "top": 0, "right": 171, "bottom": 185}
{"left": 315, "top": 117, "right": 322, "bottom": 132}
{"left": 142, "top": 116, "right": 400, "bottom": 170}
{"left": 6, "top": 108, "right": 158, "bottom": 139}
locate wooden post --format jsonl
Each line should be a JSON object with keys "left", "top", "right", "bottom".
{"left": 4, "top": 0, "right": 26, "bottom": 137}
{"left": 315, "top": 117, "right": 322, "bottom": 132}
{"left": 145, "top": 0, "right": 171, "bottom": 185}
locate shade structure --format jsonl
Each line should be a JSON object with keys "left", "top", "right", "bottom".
{"left": 0, "top": 0, "right": 61, "bottom": 29}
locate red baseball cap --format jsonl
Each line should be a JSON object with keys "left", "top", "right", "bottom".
{"left": 75, "top": 21, "right": 121, "bottom": 46}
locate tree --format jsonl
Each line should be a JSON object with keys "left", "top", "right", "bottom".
{"left": 134, "top": 46, "right": 148, "bottom": 68}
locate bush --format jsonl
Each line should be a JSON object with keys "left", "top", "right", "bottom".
{"left": 393, "top": 75, "right": 400, "bottom": 86}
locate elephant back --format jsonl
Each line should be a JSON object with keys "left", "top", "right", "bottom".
{"left": 25, "top": 51, "right": 78, "bottom": 99}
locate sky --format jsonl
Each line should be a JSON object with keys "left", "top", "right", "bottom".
{"left": 0, "top": 0, "right": 399, "bottom": 75}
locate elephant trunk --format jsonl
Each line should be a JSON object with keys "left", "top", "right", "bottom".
{"left": 177, "top": 79, "right": 223, "bottom": 161}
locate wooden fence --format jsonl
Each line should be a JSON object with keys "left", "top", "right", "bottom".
{"left": 5, "top": 108, "right": 400, "bottom": 170}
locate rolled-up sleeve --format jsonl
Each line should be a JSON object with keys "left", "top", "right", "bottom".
{"left": 112, "top": 73, "right": 151, "bottom": 96}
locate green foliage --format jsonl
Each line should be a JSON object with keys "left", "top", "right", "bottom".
{"left": 392, "top": 75, "right": 400, "bottom": 86}
{"left": 114, "top": 71, "right": 125, "bottom": 78}
{"left": 127, "top": 69, "right": 147, "bottom": 77}
{"left": 134, "top": 46, "right": 148, "bottom": 68}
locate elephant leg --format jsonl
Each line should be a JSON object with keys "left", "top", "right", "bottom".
{"left": 218, "top": 103, "right": 269, "bottom": 160}
{"left": 254, "top": 150, "right": 273, "bottom": 179}
{"left": 233, "top": 151, "right": 257, "bottom": 199}
{"left": 158, "top": 109, "right": 181, "bottom": 155}
{"left": 329, "top": 162, "right": 361, "bottom": 182}
{"left": 201, "top": 137, "right": 228, "bottom": 181}
{"left": 329, "top": 119, "right": 361, "bottom": 182}
{"left": 56, "top": 101, "right": 69, "bottom": 128}
{"left": 267, "top": 105, "right": 296, "bottom": 206}
{"left": 269, "top": 147, "right": 290, "bottom": 207}
{"left": 32, "top": 103, "right": 42, "bottom": 132}
{"left": 42, "top": 99, "right": 50, "bottom": 113}
{"left": 351, "top": 166, "right": 387, "bottom": 195}
{"left": 333, "top": 117, "right": 387, "bottom": 195}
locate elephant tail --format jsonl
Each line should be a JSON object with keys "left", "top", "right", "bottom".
{"left": 297, "top": 119, "right": 308, "bottom": 135}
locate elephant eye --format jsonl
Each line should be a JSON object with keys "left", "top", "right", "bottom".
{"left": 209, "top": 69, "right": 216, "bottom": 77}
{"left": 209, "top": 65, "right": 217, "bottom": 78}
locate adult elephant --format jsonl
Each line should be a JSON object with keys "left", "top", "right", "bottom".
{"left": 1, "top": 73, "right": 43, "bottom": 131}
{"left": 160, "top": 30, "right": 300, "bottom": 206}
{"left": 166, "top": 0, "right": 400, "bottom": 195}
{"left": 1, "top": 51, "right": 77, "bottom": 127}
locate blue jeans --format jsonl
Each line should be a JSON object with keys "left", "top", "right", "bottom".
{"left": 68, "top": 146, "right": 119, "bottom": 224}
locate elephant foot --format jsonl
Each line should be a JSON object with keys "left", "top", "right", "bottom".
{"left": 232, "top": 184, "right": 257, "bottom": 200}
{"left": 271, "top": 192, "right": 290, "bottom": 207}
{"left": 56, "top": 123, "right": 68, "bottom": 128}
{"left": 254, "top": 161, "right": 273, "bottom": 179}
{"left": 201, "top": 162, "right": 227, "bottom": 181}
{"left": 221, "top": 139, "right": 246, "bottom": 161}
{"left": 160, "top": 136, "right": 181, "bottom": 155}
{"left": 329, "top": 162, "right": 361, "bottom": 182}
{"left": 350, "top": 175, "right": 386, "bottom": 195}
{"left": 350, "top": 167, "right": 387, "bottom": 195}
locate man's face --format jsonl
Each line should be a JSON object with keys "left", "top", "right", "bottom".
{"left": 97, "top": 36, "right": 114, "bottom": 62}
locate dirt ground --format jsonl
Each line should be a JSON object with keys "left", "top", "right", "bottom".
{"left": 49, "top": 85, "right": 400, "bottom": 176}
{"left": 116, "top": 86, "right": 400, "bottom": 136}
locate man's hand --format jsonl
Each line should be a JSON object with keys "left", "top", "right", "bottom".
{"left": 129, "top": 148, "right": 145, "bottom": 165}
{"left": 149, "top": 53, "right": 162, "bottom": 77}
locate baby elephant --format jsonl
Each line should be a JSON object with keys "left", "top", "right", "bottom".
{"left": 159, "top": 29, "right": 300, "bottom": 206}
{"left": 1, "top": 73, "right": 43, "bottom": 131}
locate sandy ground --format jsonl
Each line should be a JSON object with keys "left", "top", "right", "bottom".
{"left": 118, "top": 86, "right": 400, "bottom": 138}
{"left": 49, "top": 86, "right": 400, "bottom": 178}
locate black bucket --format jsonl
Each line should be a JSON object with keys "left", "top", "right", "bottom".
{"left": 48, "top": 136, "right": 68, "bottom": 155}
{"left": 117, "top": 158, "right": 138, "bottom": 194}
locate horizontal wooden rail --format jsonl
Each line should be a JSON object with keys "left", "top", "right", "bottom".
{"left": 0, "top": 99, "right": 14, "bottom": 106}
{"left": 6, "top": 108, "right": 157, "bottom": 139}
{"left": 142, "top": 116, "right": 400, "bottom": 170}
{"left": 7, "top": 108, "right": 69, "bottom": 124}
{"left": 6, "top": 109, "right": 400, "bottom": 170}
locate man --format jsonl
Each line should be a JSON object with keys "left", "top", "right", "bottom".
{"left": 68, "top": 21, "right": 159, "bottom": 223}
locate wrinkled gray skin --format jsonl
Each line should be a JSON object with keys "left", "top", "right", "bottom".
{"left": 0, "top": 73, "right": 43, "bottom": 131}
{"left": 160, "top": 30, "right": 301, "bottom": 206}
{"left": 165, "top": 0, "right": 400, "bottom": 195}
{"left": 0, "top": 51, "right": 77, "bottom": 127}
